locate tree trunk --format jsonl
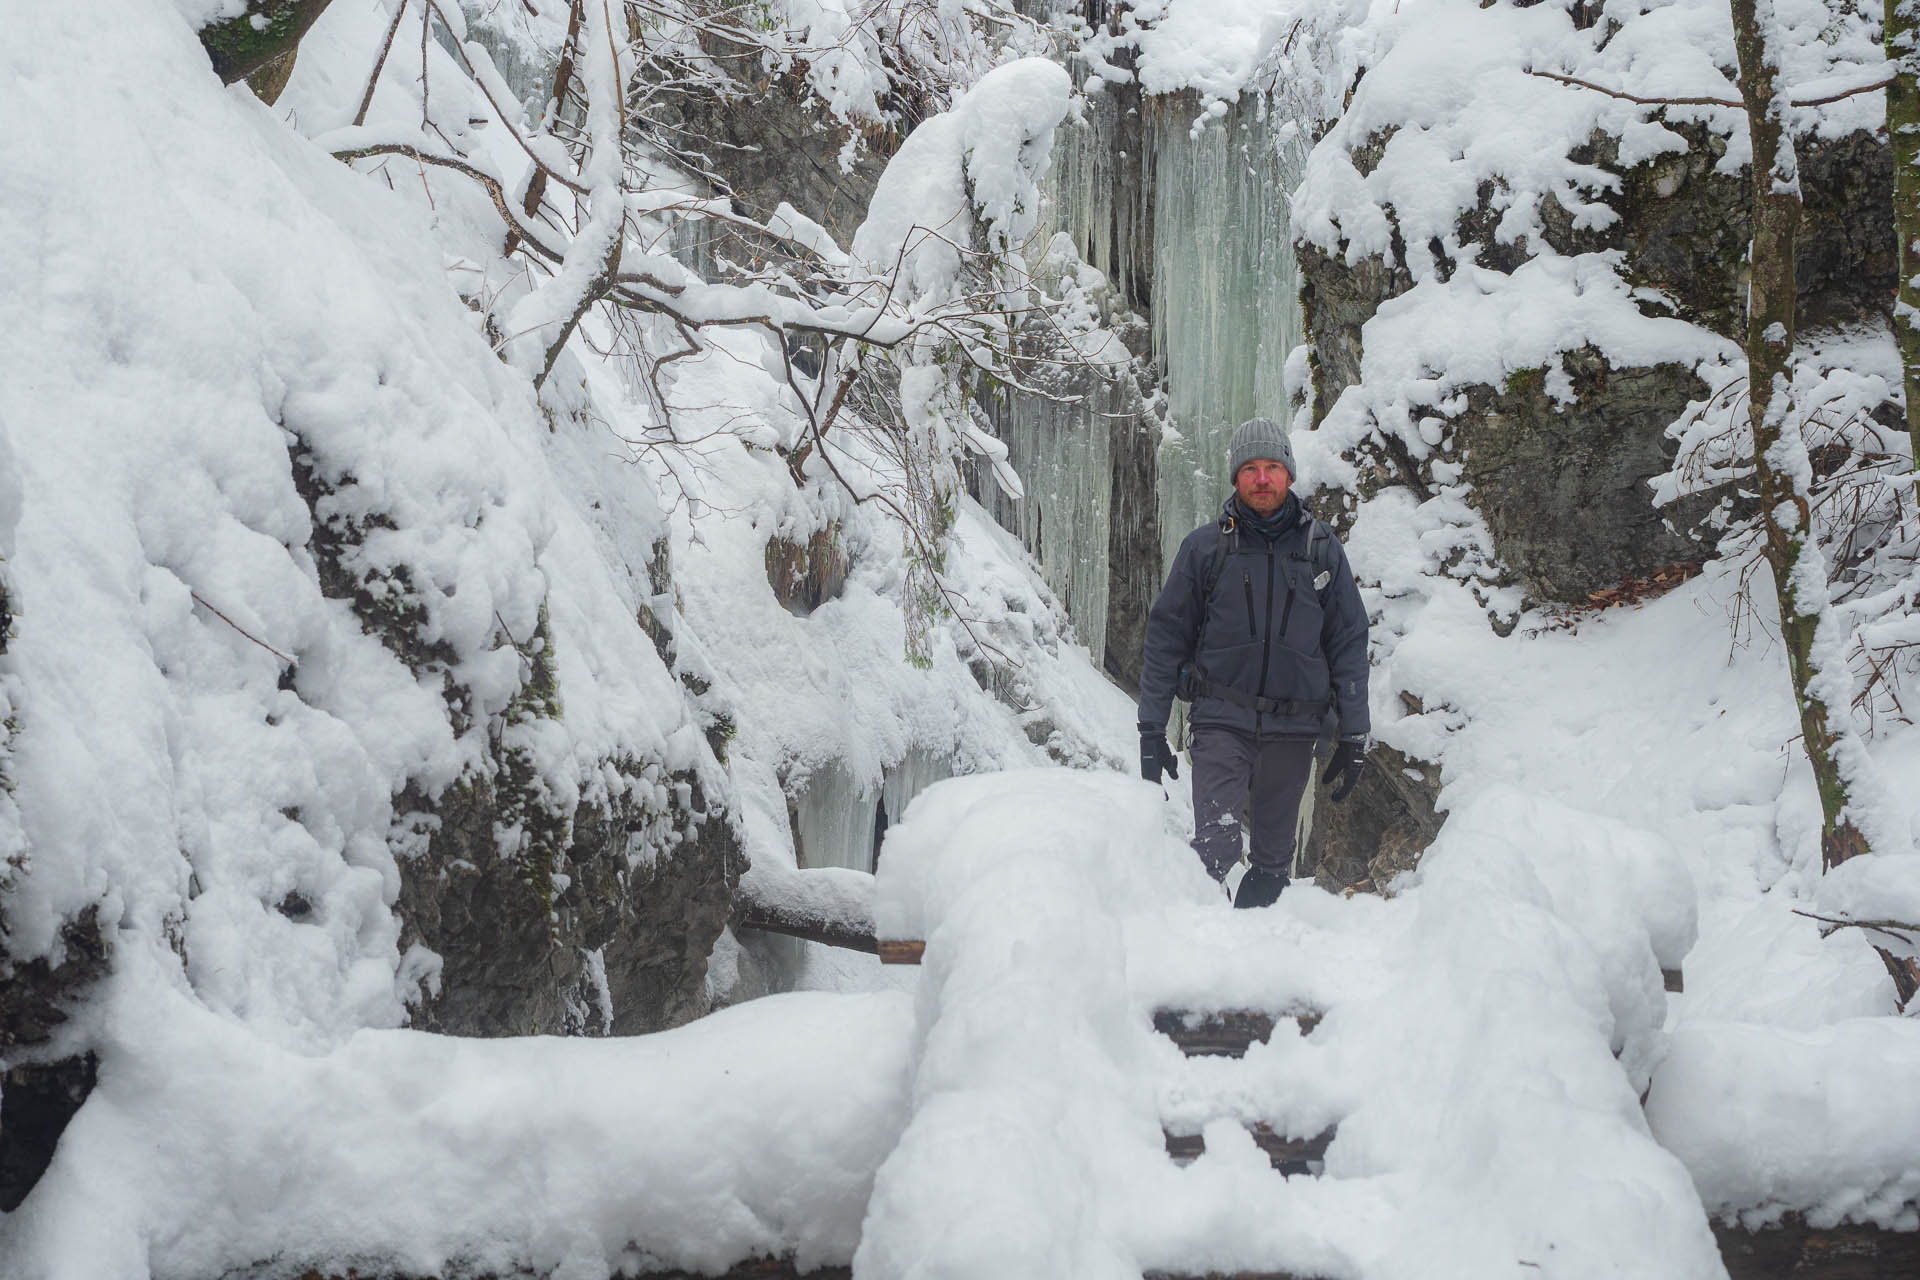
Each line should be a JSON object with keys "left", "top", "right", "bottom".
{"left": 197, "top": 0, "right": 336, "bottom": 85}
{"left": 1888, "top": 0, "right": 1920, "bottom": 469}
{"left": 1729, "top": 0, "right": 1872, "bottom": 869}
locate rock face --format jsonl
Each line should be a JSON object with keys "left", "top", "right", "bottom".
{"left": 1299, "top": 126, "right": 1894, "bottom": 607}
{"left": 1457, "top": 351, "right": 1719, "bottom": 601}
{"left": 0, "top": 1054, "right": 96, "bottom": 1213}
{"left": 195, "top": 0, "right": 336, "bottom": 85}
{"left": 1302, "top": 745, "right": 1444, "bottom": 895}
{"left": 295, "top": 445, "right": 739, "bottom": 1039}
{"left": 1297, "top": 122, "right": 1891, "bottom": 884}
{"left": 394, "top": 766, "right": 739, "bottom": 1037}
{"left": 637, "top": 48, "right": 899, "bottom": 245}
{"left": 0, "top": 908, "right": 106, "bottom": 1214}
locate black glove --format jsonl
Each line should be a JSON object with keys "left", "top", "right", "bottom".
{"left": 1321, "top": 738, "right": 1367, "bottom": 802}
{"left": 1140, "top": 728, "right": 1179, "bottom": 784}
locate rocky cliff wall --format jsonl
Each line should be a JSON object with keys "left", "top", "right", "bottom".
{"left": 1287, "top": 0, "right": 1894, "bottom": 888}
{"left": 1300, "top": 122, "right": 1892, "bottom": 610}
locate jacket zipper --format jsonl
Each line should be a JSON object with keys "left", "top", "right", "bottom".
{"left": 1242, "top": 570, "right": 1257, "bottom": 639}
{"left": 1255, "top": 546, "right": 1279, "bottom": 730}
{"left": 1278, "top": 568, "right": 1298, "bottom": 640}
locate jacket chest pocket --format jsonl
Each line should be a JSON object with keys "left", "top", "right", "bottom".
{"left": 1281, "top": 562, "right": 1324, "bottom": 649}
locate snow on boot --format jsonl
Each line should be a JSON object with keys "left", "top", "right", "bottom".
{"left": 1234, "top": 866, "right": 1286, "bottom": 909}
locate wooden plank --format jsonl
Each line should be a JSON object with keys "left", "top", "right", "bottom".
{"left": 1663, "top": 968, "right": 1684, "bottom": 993}
{"left": 641, "top": 1263, "right": 851, "bottom": 1280}
{"left": 1164, "top": 1122, "right": 1333, "bottom": 1168}
{"left": 1714, "top": 1217, "right": 1920, "bottom": 1279}
{"left": 877, "top": 939, "right": 925, "bottom": 965}
{"left": 1152, "top": 1009, "right": 1323, "bottom": 1057}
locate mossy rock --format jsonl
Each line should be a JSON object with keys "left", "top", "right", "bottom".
{"left": 198, "top": 0, "right": 336, "bottom": 85}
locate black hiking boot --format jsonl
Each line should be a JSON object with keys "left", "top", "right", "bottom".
{"left": 1234, "top": 866, "right": 1287, "bottom": 909}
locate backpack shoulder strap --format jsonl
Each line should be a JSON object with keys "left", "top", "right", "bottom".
{"left": 1306, "top": 517, "right": 1330, "bottom": 575}
{"left": 1191, "top": 520, "right": 1238, "bottom": 661}
{"left": 1202, "top": 523, "right": 1239, "bottom": 603}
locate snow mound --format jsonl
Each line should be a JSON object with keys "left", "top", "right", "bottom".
{"left": 869, "top": 769, "right": 1719, "bottom": 1279}
{"left": 1650, "top": 1018, "right": 1920, "bottom": 1231}
{"left": 4, "top": 976, "right": 912, "bottom": 1279}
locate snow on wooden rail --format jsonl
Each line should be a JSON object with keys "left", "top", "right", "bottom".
{"left": 732, "top": 863, "right": 878, "bottom": 954}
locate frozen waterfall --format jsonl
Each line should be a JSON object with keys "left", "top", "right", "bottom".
{"left": 1150, "top": 94, "right": 1309, "bottom": 568}
{"left": 980, "top": 76, "right": 1154, "bottom": 678}
{"left": 983, "top": 74, "right": 1312, "bottom": 681}
{"left": 793, "top": 749, "right": 953, "bottom": 873}
{"left": 980, "top": 379, "right": 1115, "bottom": 672}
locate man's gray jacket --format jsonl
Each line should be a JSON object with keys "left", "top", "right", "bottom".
{"left": 1139, "top": 497, "right": 1370, "bottom": 740}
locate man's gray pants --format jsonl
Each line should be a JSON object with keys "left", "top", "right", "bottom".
{"left": 1189, "top": 728, "right": 1316, "bottom": 882}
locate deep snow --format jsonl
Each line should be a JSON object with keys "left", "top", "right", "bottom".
{"left": 1, "top": 0, "right": 1918, "bottom": 1276}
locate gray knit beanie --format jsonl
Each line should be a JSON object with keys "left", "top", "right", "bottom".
{"left": 1229, "top": 417, "right": 1296, "bottom": 480}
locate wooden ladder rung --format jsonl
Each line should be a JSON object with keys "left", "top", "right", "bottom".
{"left": 1714, "top": 1216, "right": 1920, "bottom": 1279}
{"left": 1164, "top": 1122, "right": 1334, "bottom": 1167}
{"left": 1153, "top": 1008, "right": 1322, "bottom": 1057}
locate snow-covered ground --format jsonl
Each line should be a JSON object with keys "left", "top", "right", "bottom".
{"left": 2, "top": 0, "right": 1917, "bottom": 1276}
{"left": 1355, "top": 549, "right": 1920, "bottom": 1235}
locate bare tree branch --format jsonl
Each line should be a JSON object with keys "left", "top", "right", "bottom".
{"left": 1793, "top": 908, "right": 1920, "bottom": 945}
{"left": 353, "top": 0, "right": 411, "bottom": 127}
{"left": 330, "top": 143, "right": 568, "bottom": 261}
{"left": 1525, "top": 67, "right": 1894, "bottom": 109}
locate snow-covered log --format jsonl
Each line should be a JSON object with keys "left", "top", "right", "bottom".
{"left": 732, "top": 863, "right": 878, "bottom": 954}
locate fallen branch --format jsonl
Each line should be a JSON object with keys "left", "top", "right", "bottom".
{"left": 190, "top": 592, "right": 297, "bottom": 667}
{"left": 732, "top": 864, "right": 877, "bottom": 954}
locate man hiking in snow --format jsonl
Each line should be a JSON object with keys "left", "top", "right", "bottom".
{"left": 1138, "top": 417, "right": 1371, "bottom": 907}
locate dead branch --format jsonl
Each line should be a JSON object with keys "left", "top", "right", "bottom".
{"left": 353, "top": 0, "right": 411, "bottom": 127}
{"left": 1792, "top": 908, "right": 1920, "bottom": 946}
{"left": 331, "top": 143, "right": 567, "bottom": 261}
{"left": 512, "top": 0, "right": 585, "bottom": 256}
{"left": 191, "top": 592, "right": 297, "bottom": 667}
{"left": 1525, "top": 68, "right": 1893, "bottom": 110}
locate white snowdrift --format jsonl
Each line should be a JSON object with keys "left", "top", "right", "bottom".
{"left": 3, "top": 977, "right": 913, "bottom": 1280}
{"left": 1649, "top": 1018, "right": 1920, "bottom": 1231}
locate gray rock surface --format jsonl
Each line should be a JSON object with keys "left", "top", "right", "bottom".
{"left": 1456, "top": 350, "right": 1717, "bottom": 601}
{"left": 1295, "top": 123, "right": 1891, "bottom": 882}
{"left": 1302, "top": 744, "right": 1443, "bottom": 895}
{"left": 1298, "top": 126, "right": 1893, "bottom": 607}
{"left": 295, "top": 441, "right": 738, "bottom": 1039}
{"left": 636, "top": 44, "right": 900, "bottom": 243}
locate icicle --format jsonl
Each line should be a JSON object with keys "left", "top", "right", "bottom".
{"left": 976, "top": 79, "right": 1149, "bottom": 671}
{"left": 979, "top": 366, "right": 1116, "bottom": 672}
{"left": 879, "top": 748, "right": 953, "bottom": 848}
{"left": 794, "top": 761, "right": 882, "bottom": 873}
{"left": 794, "top": 749, "right": 955, "bottom": 873}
